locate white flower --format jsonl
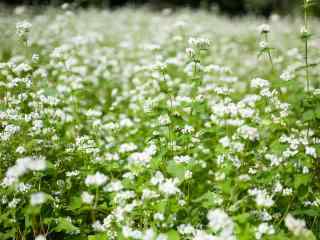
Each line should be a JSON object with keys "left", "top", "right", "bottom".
{"left": 85, "top": 172, "right": 108, "bottom": 187}
{"left": 305, "top": 146, "right": 317, "bottom": 158}
{"left": 184, "top": 170, "right": 193, "bottom": 180}
{"left": 35, "top": 235, "right": 46, "bottom": 240}
{"left": 193, "top": 230, "right": 215, "bottom": 240}
{"left": 158, "top": 114, "right": 171, "bottom": 125}
{"left": 174, "top": 155, "right": 192, "bottom": 164}
{"left": 258, "top": 24, "right": 270, "bottom": 34}
{"left": 219, "top": 136, "right": 230, "bottom": 147}
{"left": 30, "top": 192, "right": 46, "bottom": 206}
{"left": 178, "top": 224, "right": 195, "bottom": 235}
{"left": 154, "top": 212, "right": 165, "bottom": 221}
{"left": 255, "top": 223, "right": 275, "bottom": 239}
{"left": 237, "top": 125, "right": 259, "bottom": 141}
{"left": 186, "top": 48, "right": 195, "bottom": 58}
{"left": 259, "top": 41, "right": 268, "bottom": 49}
{"left": 280, "top": 71, "right": 294, "bottom": 81}
{"left": 249, "top": 189, "right": 274, "bottom": 208}
{"left": 207, "top": 209, "right": 235, "bottom": 238}
{"left": 16, "top": 20, "right": 32, "bottom": 38}
{"left": 251, "top": 78, "right": 270, "bottom": 89}
{"left": 92, "top": 220, "right": 106, "bottom": 232}
{"left": 285, "top": 214, "right": 307, "bottom": 236}
{"left": 150, "top": 171, "right": 164, "bottom": 185}
{"left": 159, "top": 178, "right": 180, "bottom": 196}
{"left": 81, "top": 191, "right": 94, "bottom": 204}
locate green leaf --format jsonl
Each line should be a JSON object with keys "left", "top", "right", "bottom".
{"left": 294, "top": 174, "right": 310, "bottom": 189}
{"left": 166, "top": 230, "right": 180, "bottom": 240}
{"left": 302, "top": 110, "right": 315, "bottom": 121}
{"left": 293, "top": 208, "right": 320, "bottom": 217}
{"left": 69, "top": 196, "right": 82, "bottom": 210}
{"left": 167, "top": 160, "right": 188, "bottom": 180}
{"left": 88, "top": 234, "right": 108, "bottom": 240}
{"left": 52, "top": 217, "right": 79, "bottom": 233}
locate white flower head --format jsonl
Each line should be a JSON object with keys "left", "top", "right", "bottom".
{"left": 85, "top": 172, "right": 108, "bottom": 187}
{"left": 35, "top": 235, "right": 46, "bottom": 240}
{"left": 258, "top": 24, "right": 270, "bottom": 34}
{"left": 16, "top": 20, "right": 32, "bottom": 38}
{"left": 30, "top": 192, "right": 47, "bottom": 206}
{"left": 285, "top": 214, "right": 307, "bottom": 236}
{"left": 81, "top": 191, "right": 94, "bottom": 204}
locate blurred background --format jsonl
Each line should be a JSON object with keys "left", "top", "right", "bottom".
{"left": 0, "top": 0, "right": 319, "bottom": 17}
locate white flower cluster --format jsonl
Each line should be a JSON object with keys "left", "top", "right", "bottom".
{"left": 248, "top": 188, "right": 274, "bottom": 208}
{"left": 16, "top": 20, "right": 32, "bottom": 38}
{"left": 285, "top": 214, "right": 308, "bottom": 236}
{"left": 2, "top": 156, "right": 47, "bottom": 186}
{"left": 207, "top": 209, "right": 235, "bottom": 239}
{"left": 85, "top": 172, "right": 108, "bottom": 187}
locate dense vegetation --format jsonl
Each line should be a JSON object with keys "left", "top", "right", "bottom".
{"left": 1, "top": 0, "right": 319, "bottom": 17}
{"left": 1, "top": 1, "right": 320, "bottom": 240}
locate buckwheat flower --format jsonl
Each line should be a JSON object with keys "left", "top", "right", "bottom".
{"left": 28, "top": 157, "right": 47, "bottom": 171}
{"left": 92, "top": 220, "right": 106, "bottom": 232}
{"left": 207, "top": 209, "right": 234, "bottom": 237}
{"left": 141, "top": 188, "right": 159, "bottom": 200}
{"left": 66, "top": 170, "right": 80, "bottom": 177}
{"left": 8, "top": 198, "right": 21, "bottom": 208}
{"left": 159, "top": 178, "right": 180, "bottom": 196}
{"left": 31, "top": 54, "right": 39, "bottom": 63}
{"left": 119, "top": 143, "right": 137, "bottom": 153}
{"left": 280, "top": 71, "right": 294, "bottom": 81}
{"left": 274, "top": 182, "right": 283, "bottom": 193}
{"left": 85, "top": 172, "right": 108, "bottom": 187}
{"left": 174, "top": 155, "right": 191, "bottom": 164}
{"left": 184, "top": 170, "right": 193, "bottom": 180}
{"left": 150, "top": 171, "right": 164, "bottom": 185}
{"left": 128, "top": 152, "right": 151, "bottom": 165}
{"left": 305, "top": 146, "right": 317, "bottom": 158}
{"left": 219, "top": 136, "right": 231, "bottom": 147}
{"left": 283, "top": 188, "right": 293, "bottom": 196}
{"left": 104, "top": 180, "right": 123, "bottom": 192}
{"left": 81, "top": 191, "right": 94, "bottom": 204}
{"left": 156, "top": 234, "right": 168, "bottom": 240}
{"left": 186, "top": 48, "right": 195, "bottom": 58}
{"left": 143, "top": 229, "right": 156, "bottom": 240}
{"left": 30, "top": 192, "right": 46, "bottom": 206}
{"left": 251, "top": 78, "right": 270, "bottom": 89}
{"left": 35, "top": 235, "right": 46, "bottom": 240}
{"left": 178, "top": 224, "right": 195, "bottom": 235}
{"left": 16, "top": 146, "right": 26, "bottom": 154}
{"left": 16, "top": 20, "right": 32, "bottom": 38}
{"left": 154, "top": 212, "right": 165, "bottom": 221}
{"left": 254, "top": 190, "right": 274, "bottom": 208}
{"left": 181, "top": 125, "right": 194, "bottom": 134}
{"left": 285, "top": 214, "right": 307, "bottom": 236}
{"left": 258, "top": 24, "right": 270, "bottom": 34}
{"left": 259, "top": 41, "right": 268, "bottom": 49}
{"left": 158, "top": 114, "right": 171, "bottom": 125}
{"left": 193, "top": 230, "right": 215, "bottom": 240}
{"left": 122, "top": 226, "right": 143, "bottom": 239}
{"left": 188, "top": 37, "right": 210, "bottom": 49}
{"left": 237, "top": 125, "right": 259, "bottom": 141}
{"left": 255, "top": 223, "right": 275, "bottom": 239}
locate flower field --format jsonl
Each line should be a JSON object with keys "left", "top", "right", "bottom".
{"left": 1, "top": 4, "right": 320, "bottom": 240}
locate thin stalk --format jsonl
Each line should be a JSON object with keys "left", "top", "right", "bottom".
{"left": 304, "top": 0, "right": 310, "bottom": 92}
{"left": 264, "top": 33, "right": 274, "bottom": 71}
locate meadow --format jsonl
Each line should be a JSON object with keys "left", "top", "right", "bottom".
{"left": 0, "top": 3, "right": 320, "bottom": 240}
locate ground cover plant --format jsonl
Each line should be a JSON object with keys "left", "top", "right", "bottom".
{"left": 1, "top": 2, "right": 320, "bottom": 239}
